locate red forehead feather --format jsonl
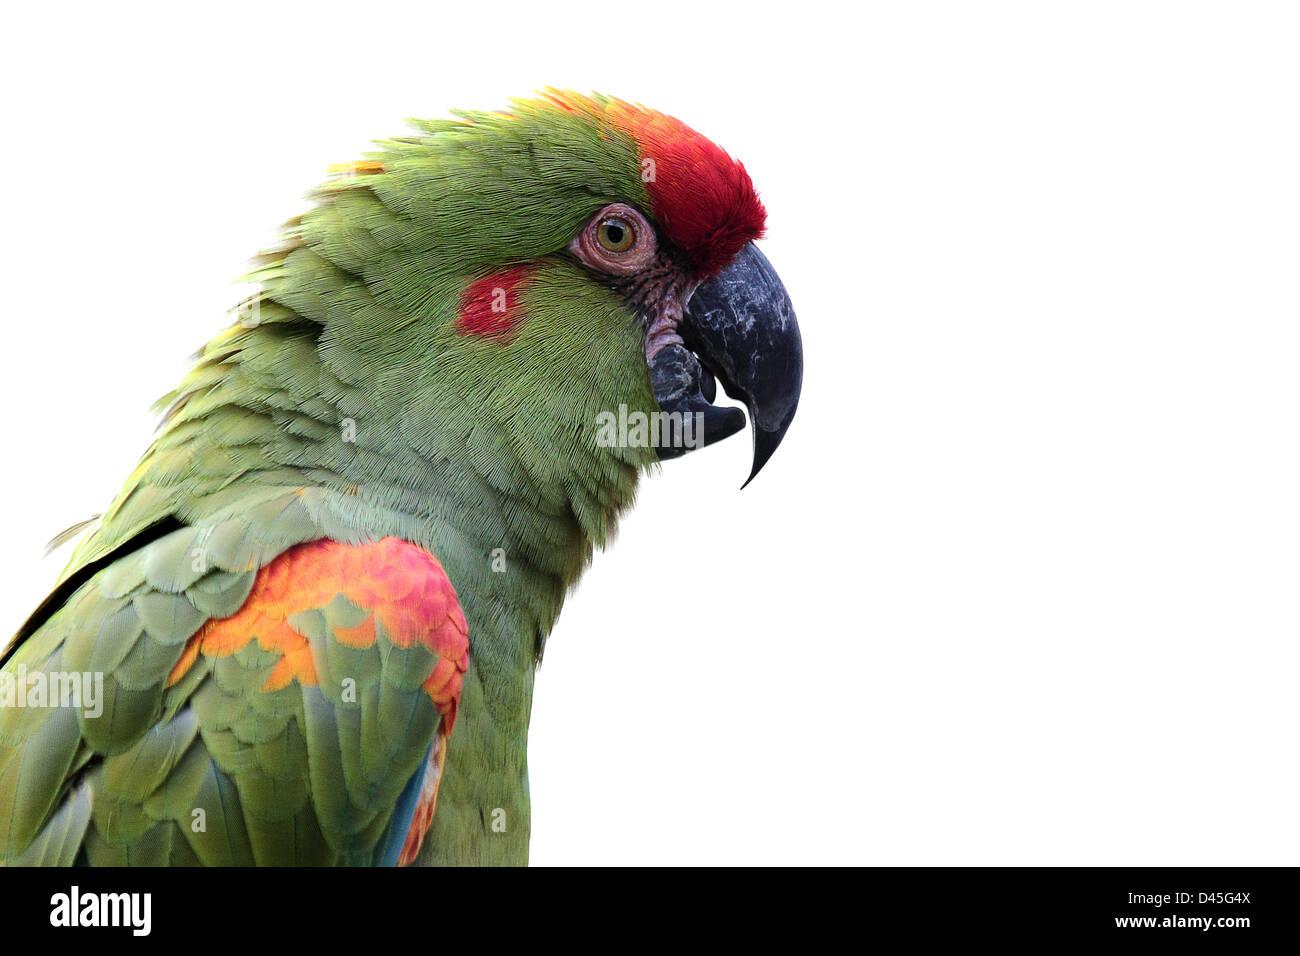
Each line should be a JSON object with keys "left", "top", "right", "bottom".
{"left": 536, "top": 91, "right": 767, "bottom": 278}
{"left": 606, "top": 100, "right": 766, "bottom": 277}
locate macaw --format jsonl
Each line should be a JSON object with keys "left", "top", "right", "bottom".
{"left": 0, "top": 90, "right": 802, "bottom": 866}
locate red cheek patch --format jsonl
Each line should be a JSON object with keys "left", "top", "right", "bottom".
{"left": 455, "top": 265, "right": 536, "bottom": 341}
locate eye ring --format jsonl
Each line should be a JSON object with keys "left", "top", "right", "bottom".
{"left": 597, "top": 217, "right": 636, "bottom": 253}
{"left": 570, "top": 202, "right": 657, "bottom": 275}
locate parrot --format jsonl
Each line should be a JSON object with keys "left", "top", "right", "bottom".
{"left": 0, "top": 90, "right": 802, "bottom": 866}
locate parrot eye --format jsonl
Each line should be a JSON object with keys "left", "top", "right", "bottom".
{"left": 571, "top": 202, "right": 657, "bottom": 275}
{"left": 597, "top": 217, "right": 635, "bottom": 253}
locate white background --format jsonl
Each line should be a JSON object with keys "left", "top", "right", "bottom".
{"left": 2, "top": 2, "right": 1297, "bottom": 865}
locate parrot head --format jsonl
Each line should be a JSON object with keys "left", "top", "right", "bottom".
{"left": 252, "top": 90, "right": 801, "bottom": 509}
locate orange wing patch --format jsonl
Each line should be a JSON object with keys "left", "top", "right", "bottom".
{"left": 167, "top": 537, "right": 469, "bottom": 728}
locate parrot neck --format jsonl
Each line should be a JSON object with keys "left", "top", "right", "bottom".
{"left": 149, "top": 300, "right": 653, "bottom": 654}
{"left": 315, "top": 348, "right": 650, "bottom": 864}
{"left": 133, "top": 314, "right": 654, "bottom": 862}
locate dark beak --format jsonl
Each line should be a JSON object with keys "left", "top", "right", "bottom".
{"left": 648, "top": 242, "right": 803, "bottom": 487}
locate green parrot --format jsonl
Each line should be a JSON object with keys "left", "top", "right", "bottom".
{"left": 0, "top": 90, "right": 802, "bottom": 866}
